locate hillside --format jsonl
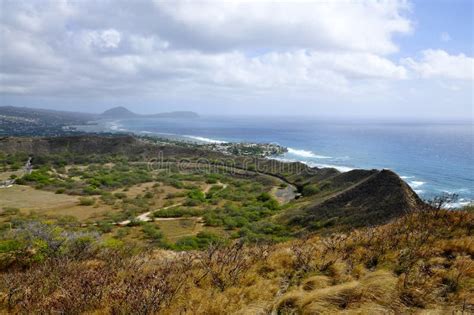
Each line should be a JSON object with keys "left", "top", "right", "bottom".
{"left": 0, "top": 209, "right": 472, "bottom": 313}
{"left": 0, "top": 134, "right": 471, "bottom": 313}
{"left": 0, "top": 135, "right": 425, "bottom": 229}
{"left": 100, "top": 106, "right": 138, "bottom": 118}
{"left": 282, "top": 169, "right": 424, "bottom": 230}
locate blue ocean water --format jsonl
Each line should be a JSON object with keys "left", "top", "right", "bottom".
{"left": 108, "top": 116, "right": 474, "bottom": 207}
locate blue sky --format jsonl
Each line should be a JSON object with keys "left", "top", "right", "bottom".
{"left": 0, "top": 0, "right": 472, "bottom": 119}
{"left": 396, "top": 0, "right": 473, "bottom": 56}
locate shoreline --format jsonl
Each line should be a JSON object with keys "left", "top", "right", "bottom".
{"left": 74, "top": 118, "right": 473, "bottom": 209}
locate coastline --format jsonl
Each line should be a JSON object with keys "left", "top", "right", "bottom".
{"left": 75, "top": 118, "right": 473, "bottom": 209}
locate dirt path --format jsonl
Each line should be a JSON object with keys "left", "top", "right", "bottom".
{"left": 118, "top": 181, "right": 228, "bottom": 226}
{"left": 118, "top": 203, "right": 183, "bottom": 226}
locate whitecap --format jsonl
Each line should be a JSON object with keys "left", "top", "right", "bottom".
{"left": 287, "top": 147, "right": 331, "bottom": 159}
{"left": 409, "top": 181, "right": 425, "bottom": 188}
{"left": 184, "top": 135, "right": 227, "bottom": 144}
{"left": 445, "top": 200, "right": 473, "bottom": 209}
{"left": 108, "top": 120, "right": 127, "bottom": 132}
{"left": 310, "top": 163, "right": 353, "bottom": 173}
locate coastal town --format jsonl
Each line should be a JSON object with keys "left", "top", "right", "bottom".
{"left": 203, "top": 142, "right": 288, "bottom": 157}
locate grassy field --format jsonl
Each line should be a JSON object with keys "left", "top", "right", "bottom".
{"left": 0, "top": 170, "right": 22, "bottom": 181}
{"left": 0, "top": 185, "right": 114, "bottom": 221}
{"left": 155, "top": 218, "right": 204, "bottom": 241}
{"left": 0, "top": 161, "right": 293, "bottom": 247}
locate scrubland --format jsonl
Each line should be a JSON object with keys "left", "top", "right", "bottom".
{"left": 0, "top": 208, "right": 472, "bottom": 314}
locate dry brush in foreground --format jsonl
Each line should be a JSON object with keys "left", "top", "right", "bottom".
{"left": 0, "top": 209, "right": 472, "bottom": 314}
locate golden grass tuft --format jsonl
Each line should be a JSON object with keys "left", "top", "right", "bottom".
{"left": 302, "top": 275, "right": 331, "bottom": 291}
{"left": 274, "top": 291, "right": 304, "bottom": 314}
{"left": 274, "top": 270, "right": 401, "bottom": 314}
{"left": 358, "top": 270, "right": 399, "bottom": 306}
{"left": 300, "top": 281, "right": 360, "bottom": 313}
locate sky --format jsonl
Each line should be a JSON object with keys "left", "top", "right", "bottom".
{"left": 0, "top": 0, "right": 473, "bottom": 119}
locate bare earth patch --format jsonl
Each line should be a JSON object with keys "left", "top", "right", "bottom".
{"left": 0, "top": 185, "right": 112, "bottom": 220}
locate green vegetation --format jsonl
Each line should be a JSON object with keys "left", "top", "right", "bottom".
{"left": 154, "top": 207, "right": 204, "bottom": 218}
{"left": 172, "top": 231, "right": 224, "bottom": 251}
{"left": 302, "top": 183, "right": 320, "bottom": 196}
{"left": 0, "top": 135, "right": 472, "bottom": 313}
{"left": 78, "top": 197, "right": 95, "bottom": 206}
{"left": 141, "top": 223, "right": 164, "bottom": 244}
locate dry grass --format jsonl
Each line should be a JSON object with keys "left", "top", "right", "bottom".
{"left": 0, "top": 185, "right": 115, "bottom": 221}
{"left": 0, "top": 209, "right": 472, "bottom": 314}
{"left": 0, "top": 171, "right": 22, "bottom": 181}
{"left": 0, "top": 181, "right": 189, "bottom": 222}
{"left": 155, "top": 218, "right": 203, "bottom": 241}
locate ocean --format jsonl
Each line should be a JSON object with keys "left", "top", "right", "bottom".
{"left": 104, "top": 116, "right": 473, "bottom": 207}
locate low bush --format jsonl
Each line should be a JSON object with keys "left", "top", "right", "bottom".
{"left": 302, "top": 184, "right": 320, "bottom": 196}
{"left": 79, "top": 197, "right": 95, "bottom": 206}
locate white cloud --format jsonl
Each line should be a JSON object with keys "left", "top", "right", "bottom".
{"left": 402, "top": 49, "right": 474, "bottom": 80}
{"left": 72, "top": 29, "right": 122, "bottom": 53}
{"left": 0, "top": 0, "right": 413, "bottom": 99}
{"left": 0, "top": 0, "right": 471, "bottom": 120}
{"left": 154, "top": 0, "right": 412, "bottom": 54}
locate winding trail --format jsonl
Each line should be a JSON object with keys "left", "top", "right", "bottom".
{"left": 86, "top": 163, "right": 297, "bottom": 227}
{"left": 118, "top": 181, "right": 229, "bottom": 226}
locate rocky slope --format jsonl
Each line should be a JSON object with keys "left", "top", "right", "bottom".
{"left": 282, "top": 169, "right": 425, "bottom": 230}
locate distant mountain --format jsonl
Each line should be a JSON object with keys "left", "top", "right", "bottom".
{"left": 100, "top": 107, "right": 199, "bottom": 119}
{"left": 100, "top": 106, "right": 138, "bottom": 118}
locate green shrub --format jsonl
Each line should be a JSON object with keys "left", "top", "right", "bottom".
{"left": 97, "top": 221, "right": 114, "bottom": 233}
{"left": 302, "top": 184, "right": 320, "bottom": 196}
{"left": 154, "top": 207, "right": 204, "bottom": 218}
{"left": 257, "top": 192, "right": 272, "bottom": 202}
{"left": 144, "top": 191, "right": 154, "bottom": 199}
{"left": 183, "top": 198, "right": 202, "bottom": 207}
{"left": 188, "top": 189, "right": 206, "bottom": 202}
{"left": 206, "top": 178, "right": 217, "bottom": 184}
{"left": 101, "top": 238, "right": 124, "bottom": 250}
{"left": 79, "top": 197, "right": 95, "bottom": 206}
{"left": 0, "top": 239, "right": 23, "bottom": 253}
{"left": 142, "top": 223, "right": 164, "bottom": 243}
{"left": 173, "top": 232, "right": 223, "bottom": 250}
